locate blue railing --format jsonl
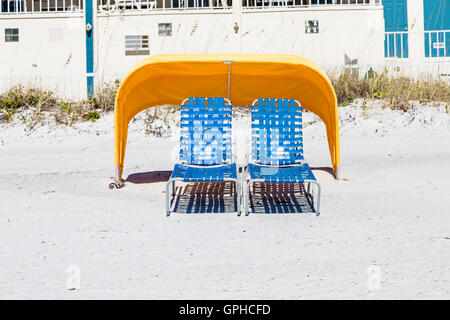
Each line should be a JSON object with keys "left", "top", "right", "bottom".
{"left": 425, "top": 30, "right": 450, "bottom": 58}
{"left": 384, "top": 31, "right": 409, "bottom": 59}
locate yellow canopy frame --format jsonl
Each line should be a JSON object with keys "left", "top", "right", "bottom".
{"left": 114, "top": 54, "right": 340, "bottom": 181}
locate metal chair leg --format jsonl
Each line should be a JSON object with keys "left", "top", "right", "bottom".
{"left": 236, "top": 166, "right": 242, "bottom": 216}
{"left": 245, "top": 180, "right": 251, "bottom": 216}
{"left": 314, "top": 181, "right": 321, "bottom": 216}
{"left": 166, "top": 180, "right": 172, "bottom": 216}
{"left": 236, "top": 180, "right": 241, "bottom": 216}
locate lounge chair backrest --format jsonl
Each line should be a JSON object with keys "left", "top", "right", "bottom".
{"left": 180, "top": 97, "right": 232, "bottom": 166}
{"left": 251, "top": 98, "right": 304, "bottom": 166}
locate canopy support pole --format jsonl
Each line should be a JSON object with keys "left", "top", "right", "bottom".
{"left": 115, "top": 165, "right": 121, "bottom": 183}
{"left": 110, "top": 165, "right": 125, "bottom": 189}
{"left": 335, "top": 165, "right": 341, "bottom": 181}
{"left": 223, "top": 61, "right": 235, "bottom": 100}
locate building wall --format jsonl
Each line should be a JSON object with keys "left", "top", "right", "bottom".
{"left": 95, "top": 6, "right": 385, "bottom": 76}
{"left": 0, "top": 14, "right": 85, "bottom": 76}
{"left": 0, "top": 13, "right": 87, "bottom": 97}
{"left": 96, "top": 11, "right": 236, "bottom": 76}
{"left": 240, "top": 8, "right": 385, "bottom": 68}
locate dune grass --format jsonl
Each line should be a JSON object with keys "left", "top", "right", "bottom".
{"left": 0, "top": 80, "right": 119, "bottom": 127}
{"left": 329, "top": 70, "right": 450, "bottom": 110}
{"left": 1, "top": 72, "right": 449, "bottom": 128}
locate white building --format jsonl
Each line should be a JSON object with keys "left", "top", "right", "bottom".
{"left": 0, "top": 0, "right": 449, "bottom": 98}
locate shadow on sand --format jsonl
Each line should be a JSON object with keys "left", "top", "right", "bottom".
{"left": 171, "top": 182, "right": 238, "bottom": 214}
{"left": 168, "top": 181, "right": 316, "bottom": 215}
{"left": 249, "top": 182, "right": 316, "bottom": 214}
{"left": 126, "top": 169, "right": 323, "bottom": 214}
{"left": 310, "top": 166, "right": 334, "bottom": 177}
{"left": 125, "top": 171, "right": 172, "bottom": 184}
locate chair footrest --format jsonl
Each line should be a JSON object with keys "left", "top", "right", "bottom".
{"left": 248, "top": 163, "right": 316, "bottom": 183}
{"left": 171, "top": 163, "right": 237, "bottom": 182}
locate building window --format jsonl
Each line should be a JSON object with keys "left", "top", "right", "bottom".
{"left": 125, "top": 35, "right": 149, "bottom": 56}
{"left": 305, "top": 21, "right": 319, "bottom": 34}
{"left": 5, "top": 28, "right": 19, "bottom": 42}
{"left": 158, "top": 23, "right": 172, "bottom": 37}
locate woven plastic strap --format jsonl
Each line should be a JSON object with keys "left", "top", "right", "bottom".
{"left": 180, "top": 97, "right": 232, "bottom": 165}
{"left": 172, "top": 163, "right": 237, "bottom": 182}
{"left": 248, "top": 163, "right": 316, "bottom": 183}
{"left": 252, "top": 98, "right": 304, "bottom": 166}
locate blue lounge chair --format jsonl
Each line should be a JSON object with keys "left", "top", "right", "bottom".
{"left": 166, "top": 97, "right": 240, "bottom": 216}
{"left": 242, "top": 98, "right": 321, "bottom": 215}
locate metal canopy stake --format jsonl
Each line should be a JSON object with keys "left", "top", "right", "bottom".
{"left": 223, "top": 61, "right": 235, "bottom": 100}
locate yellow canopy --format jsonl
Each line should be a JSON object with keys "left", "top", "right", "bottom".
{"left": 114, "top": 53, "right": 340, "bottom": 181}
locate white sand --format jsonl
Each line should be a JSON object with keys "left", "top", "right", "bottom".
{"left": 1, "top": 100, "right": 449, "bottom": 299}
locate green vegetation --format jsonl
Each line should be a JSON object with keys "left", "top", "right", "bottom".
{"left": 329, "top": 69, "right": 450, "bottom": 110}
{"left": 1, "top": 73, "right": 448, "bottom": 129}
{"left": 0, "top": 80, "right": 120, "bottom": 127}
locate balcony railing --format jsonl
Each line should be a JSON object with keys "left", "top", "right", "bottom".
{"left": 243, "top": 0, "right": 380, "bottom": 9}
{"left": 98, "top": 0, "right": 380, "bottom": 13}
{"left": 0, "top": 0, "right": 83, "bottom": 13}
{"left": 97, "top": 0, "right": 232, "bottom": 12}
{"left": 1, "top": 0, "right": 381, "bottom": 14}
{"left": 425, "top": 30, "right": 450, "bottom": 58}
{"left": 385, "top": 31, "right": 409, "bottom": 59}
